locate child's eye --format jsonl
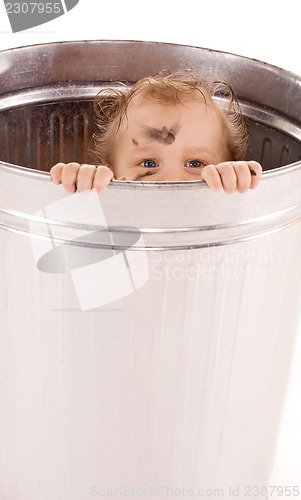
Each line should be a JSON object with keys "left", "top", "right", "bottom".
{"left": 140, "top": 159, "right": 158, "bottom": 168}
{"left": 185, "top": 160, "right": 204, "bottom": 168}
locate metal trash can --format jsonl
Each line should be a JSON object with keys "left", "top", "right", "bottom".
{"left": 0, "top": 40, "right": 301, "bottom": 500}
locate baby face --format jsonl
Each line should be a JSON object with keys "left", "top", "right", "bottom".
{"left": 112, "top": 96, "right": 229, "bottom": 182}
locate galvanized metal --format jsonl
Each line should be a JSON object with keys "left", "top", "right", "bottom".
{"left": 0, "top": 40, "right": 301, "bottom": 500}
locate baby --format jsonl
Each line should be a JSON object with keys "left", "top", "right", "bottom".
{"left": 50, "top": 70, "right": 262, "bottom": 193}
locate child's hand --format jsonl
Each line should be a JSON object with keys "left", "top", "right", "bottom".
{"left": 50, "top": 162, "right": 114, "bottom": 193}
{"left": 50, "top": 160, "right": 262, "bottom": 194}
{"left": 201, "top": 160, "right": 262, "bottom": 193}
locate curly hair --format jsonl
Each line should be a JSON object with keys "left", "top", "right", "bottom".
{"left": 91, "top": 69, "right": 249, "bottom": 168}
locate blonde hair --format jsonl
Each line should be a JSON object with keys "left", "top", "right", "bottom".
{"left": 92, "top": 69, "right": 249, "bottom": 168}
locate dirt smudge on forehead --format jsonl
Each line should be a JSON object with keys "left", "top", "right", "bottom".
{"left": 144, "top": 125, "right": 179, "bottom": 145}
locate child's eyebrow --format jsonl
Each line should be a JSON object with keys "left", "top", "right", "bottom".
{"left": 130, "top": 143, "right": 159, "bottom": 153}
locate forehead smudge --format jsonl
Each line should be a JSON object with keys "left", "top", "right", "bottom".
{"left": 144, "top": 125, "right": 178, "bottom": 145}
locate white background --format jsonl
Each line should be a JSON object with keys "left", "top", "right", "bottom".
{"left": 0, "top": 0, "right": 300, "bottom": 488}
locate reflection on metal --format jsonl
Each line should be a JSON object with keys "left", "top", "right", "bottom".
{"left": 0, "top": 40, "right": 301, "bottom": 500}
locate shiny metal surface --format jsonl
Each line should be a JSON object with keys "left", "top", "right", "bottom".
{"left": 0, "top": 40, "right": 301, "bottom": 500}
{"left": 0, "top": 40, "right": 301, "bottom": 170}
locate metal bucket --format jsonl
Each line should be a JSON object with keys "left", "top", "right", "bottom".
{"left": 0, "top": 40, "right": 301, "bottom": 500}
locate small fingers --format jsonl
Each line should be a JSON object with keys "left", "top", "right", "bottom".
{"left": 75, "top": 164, "right": 114, "bottom": 192}
{"left": 50, "top": 163, "right": 114, "bottom": 193}
{"left": 231, "top": 160, "right": 262, "bottom": 192}
{"left": 92, "top": 165, "right": 114, "bottom": 192}
{"left": 201, "top": 161, "right": 262, "bottom": 194}
{"left": 201, "top": 165, "right": 223, "bottom": 192}
{"left": 60, "top": 162, "right": 81, "bottom": 193}
{"left": 76, "top": 164, "right": 98, "bottom": 192}
{"left": 50, "top": 162, "right": 72, "bottom": 185}
{"left": 247, "top": 160, "right": 262, "bottom": 189}
{"left": 233, "top": 162, "right": 251, "bottom": 193}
